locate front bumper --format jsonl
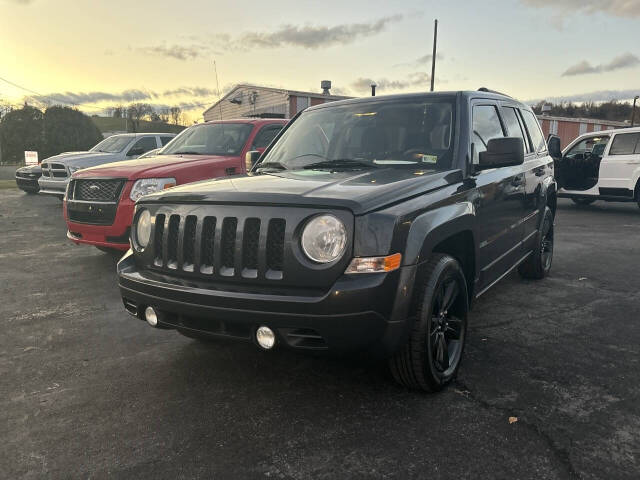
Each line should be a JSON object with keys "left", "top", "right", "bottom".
{"left": 64, "top": 198, "right": 135, "bottom": 251}
{"left": 117, "top": 251, "right": 417, "bottom": 356}
{"left": 38, "top": 177, "right": 68, "bottom": 197}
{"left": 15, "top": 175, "right": 40, "bottom": 191}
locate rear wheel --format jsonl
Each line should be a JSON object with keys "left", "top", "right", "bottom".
{"left": 571, "top": 197, "right": 596, "bottom": 206}
{"left": 389, "top": 254, "right": 468, "bottom": 392}
{"left": 518, "top": 206, "right": 554, "bottom": 279}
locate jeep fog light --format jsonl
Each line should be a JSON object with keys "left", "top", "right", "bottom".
{"left": 144, "top": 306, "right": 158, "bottom": 327}
{"left": 256, "top": 326, "right": 276, "bottom": 349}
{"left": 345, "top": 253, "right": 402, "bottom": 274}
{"left": 135, "top": 209, "right": 151, "bottom": 249}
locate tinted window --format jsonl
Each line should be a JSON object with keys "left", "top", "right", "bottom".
{"left": 473, "top": 105, "right": 504, "bottom": 162}
{"left": 565, "top": 136, "right": 610, "bottom": 160}
{"left": 260, "top": 98, "right": 456, "bottom": 171}
{"left": 521, "top": 110, "right": 546, "bottom": 153}
{"left": 160, "top": 136, "right": 174, "bottom": 146}
{"left": 129, "top": 136, "right": 159, "bottom": 155}
{"left": 253, "top": 125, "right": 283, "bottom": 148}
{"left": 91, "top": 136, "right": 132, "bottom": 153}
{"left": 609, "top": 133, "right": 640, "bottom": 155}
{"left": 501, "top": 107, "right": 529, "bottom": 153}
{"left": 161, "top": 123, "right": 254, "bottom": 156}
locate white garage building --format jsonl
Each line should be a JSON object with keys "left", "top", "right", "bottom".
{"left": 203, "top": 83, "right": 351, "bottom": 122}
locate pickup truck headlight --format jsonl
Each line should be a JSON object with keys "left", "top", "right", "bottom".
{"left": 301, "top": 214, "right": 347, "bottom": 263}
{"left": 130, "top": 178, "right": 176, "bottom": 202}
{"left": 134, "top": 209, "right": 152, "bottom": 249}
{"left": 68, "top": 166, "right": 82, "bottom": 174}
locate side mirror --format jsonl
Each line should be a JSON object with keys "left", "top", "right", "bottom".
{"left": 547, "top": 135, "right": 562, "bottom": 159}
{"left": 128, "top": 147, "right": 144, "bottom": 157}
{"left": 478, "top": 137, "right": 524, "bottom": 170}
{"left": 245, "top": 150, "right": 261, "bottom": 171}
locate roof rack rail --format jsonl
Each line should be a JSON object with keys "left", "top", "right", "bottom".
{"left": 478, "top": 87, "right": 512, "bottom": 98}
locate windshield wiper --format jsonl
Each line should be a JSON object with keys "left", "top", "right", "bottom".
{"left": 303, "top": 159, "right": 378, "bottom": 170}
{"left": 255, "top": 162, "right": 287, "bottom": 172}
{"left": 172, "top": 151, "right": 202, "bottom": 155}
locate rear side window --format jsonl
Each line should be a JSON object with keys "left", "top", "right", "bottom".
{"left": 473, "top": 105, "right": 505, "bottom": 163}
{"left": 609, "top": 133, "right": 640, "bottom": 155}
{"left": 253, "top": 125, "right": 283, "bottom": 148}
{"left": 501, "top": 107, "right": 529, "bottom": 154}
{"left": 129, "top": 136, "right": 158, "bottom": 155}
{"left": 520, "top": 110, "right": 546, "bottom": 153}
{"left": 160, "top": 136, "right": 174, "bottom": 146}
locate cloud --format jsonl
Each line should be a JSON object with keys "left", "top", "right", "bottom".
{"left": 4, "top": 0, "right": 35, "bottom": 4}
{"left": 522, "top": 0, "right": 640, "bottom": 18}
{"left": 350, "top": 72, "right": 431, "bottom": 93}
{"left": 393, "top": 53, "right": 443, "bottom": 68}
{"left": 237, "top": 15, "right": 402, "bottom": 49}
{"left": 527, "top": 89, "right": 640, "bottom": 104}
{"left": 138, "top": 44, "right": 204, "bottom": 61}
{"left": 562, "top": 53, "right": 640, "bottom": 76}
{"left": 162, "top": 87, "right": 217, "bottom": 97}
{"left": 140, "top": 16, "right": 402, "bottom": 59}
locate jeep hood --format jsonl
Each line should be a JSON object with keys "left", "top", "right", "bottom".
{"left": 44, "top": 151, "right": 120, "bottom": 168}
{"left": 140, "top": 168, "right": 463, "bottom": 215}
{"left": 73, "top": 154, "right": 236, "bottom": 180}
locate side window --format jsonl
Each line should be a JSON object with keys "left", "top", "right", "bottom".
{"left": 609, "top": 133, "right": 640, "bottom": 155}
{"left": 160, "top": 136, "right": 174, "bottom": 146}
{"left": 501, "top": 107, "right": 529, "bottom": 154}
{"left": 565, "top": 136, "right": 610, "bottom": 160}
{"left": 472, "top": 105, "right": 505, "bottom": 163}
{"left": 129, "top": 136, "right": 159, "bottom": 155}
{"left": 520, "top": 110, "right": 546, "bottom": 153}
{"left": 253, "top": 125, "right": 283, "bottom": 149}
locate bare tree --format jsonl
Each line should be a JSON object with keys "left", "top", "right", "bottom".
{"left": 126, "top": 103, "right": 153, "bottom": 132}
{"left": 158, "top": 107, "right": 170, "bottom": 123}
{"left": 169, "top": 107, "right": 183, "bottom": 125}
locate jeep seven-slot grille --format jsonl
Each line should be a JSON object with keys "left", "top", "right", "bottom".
{"left": 73, "top": 179, "right": 125, "bottom": 201}
{"left": 152, "top": 214, "right": 286, "bottom": 280}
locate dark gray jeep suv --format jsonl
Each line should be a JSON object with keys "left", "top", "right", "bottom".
{"left": 117, "top": 90, "right": 557, "bottom": 392}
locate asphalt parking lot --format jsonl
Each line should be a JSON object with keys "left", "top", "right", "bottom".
{"left": 2, "top": 188, "right": 639, "bottom": 479}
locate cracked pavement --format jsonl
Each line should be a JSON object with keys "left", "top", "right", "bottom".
{"left": 1, "top": 190, "right": 639, "bottom": 479}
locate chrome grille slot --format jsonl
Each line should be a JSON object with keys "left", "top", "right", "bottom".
{"left": 153, "top": 214, "right": 166, "bottom": 266}
{"left": 183, "top": 216, "right": 197, "bottom": 271}
{"left": 167, "top": 215, "right": 180, "bottom": 269}
{"left": 220, "top": 218, "right": 237, "bottom": 276}
{"left": 242, "top": 218, "right": 260, "bottom": 278}
{"left": 266, "top": 219, "right": 286, "bottom": 273}
{"left": 200, "top": 217, "right": 216, "bottom": 274}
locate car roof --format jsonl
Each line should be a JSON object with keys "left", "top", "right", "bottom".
{"left": 200, "top": 118, "right": 287, "bottom": 126}
{"left": 577, "top": 126, "right": 640, "bottom": 136}
{"left": 109, "top": 133, "right": 176, "bottom": 138}
{"left": 306, "top": 90, "right": 531, "bottom": 111}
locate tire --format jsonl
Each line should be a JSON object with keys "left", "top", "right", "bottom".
{"left": 571, "top": 197, "right": 596, "bottom": 206}
{"left": 518, "top": 206, "right": 554, "bottom": 280}
{"left": 389, "top": 254, "right": 469, "bottom": 392}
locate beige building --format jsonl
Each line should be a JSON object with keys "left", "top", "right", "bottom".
{"left": 203, "top": 83, "right": 351, "bottom": 122}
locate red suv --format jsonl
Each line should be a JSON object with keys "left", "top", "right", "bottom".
{"left": 64, "top": 119, "right": 286, "bottom": 252}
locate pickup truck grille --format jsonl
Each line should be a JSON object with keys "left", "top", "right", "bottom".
{"left": 41, "top": 163, "right": 68, "bottom": 179}
{"left": 152, "top": 213, "right": 286, "bottom": 280}
{"left": 72, "top": 179, "right": 125, "bottom": 201}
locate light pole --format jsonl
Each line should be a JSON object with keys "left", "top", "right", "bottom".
{"left": 632, "top": 95, "right": 639, "bottom": 127}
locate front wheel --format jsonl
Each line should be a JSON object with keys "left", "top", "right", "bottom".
{"left": 389, "top": 254, "right": 469, "bottom": 392}
{"left": 518, "top": 206, "right": 554, "bottom": 279}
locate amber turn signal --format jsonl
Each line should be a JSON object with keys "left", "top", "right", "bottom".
{"left": 344, "top": 253, "right": 402, "bottom": 274}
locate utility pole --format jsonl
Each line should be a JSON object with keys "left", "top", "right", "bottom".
{"left": 430, "top": 19, "right": 438, "bottom": 92}
{"left": 632, "top": 95, "right": 639, "bottom": 127}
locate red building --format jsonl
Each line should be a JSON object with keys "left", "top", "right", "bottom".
{"left": 537, "top": 115, "right": 628, "bottom": 148}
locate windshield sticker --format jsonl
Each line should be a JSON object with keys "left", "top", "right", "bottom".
{"left": 421, "top": 155, "right": 438, "bottom": 164}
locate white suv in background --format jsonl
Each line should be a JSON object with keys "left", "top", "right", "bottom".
{"left": 557, "top": 127, "right": 640, "bottom": 208}
{"left": 38, "top": 133, "right": 176, "bottom": 199}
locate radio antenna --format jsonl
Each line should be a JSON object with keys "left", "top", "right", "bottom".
{"left": 213, "top": 60, "right": 226, "bottom": 140}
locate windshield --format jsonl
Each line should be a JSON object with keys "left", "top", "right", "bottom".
{"left": 91, "top": 136, "right": 132, "bottom": 153}
{"left": 160, "top": 123, "right": 253, "bottom": 156}
{"left": 258, "top": 98, "right": 456, "bottom": 171}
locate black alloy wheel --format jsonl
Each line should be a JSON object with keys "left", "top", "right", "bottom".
{"left": 518, "top": 206, "right": 554, "bottom": 279}
{"left": 389, "top": 253, "right": 469, "bottom": 392}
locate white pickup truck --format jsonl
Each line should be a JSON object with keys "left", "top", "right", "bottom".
{"left": 38, "top": 133, "right": 176, "bottom": 199}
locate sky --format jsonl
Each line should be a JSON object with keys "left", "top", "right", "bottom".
{"left": 1, "top": 0, "right": 639, "bottom": 121}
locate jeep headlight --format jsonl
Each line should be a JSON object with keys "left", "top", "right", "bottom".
{"left": 130, "top": 178, "right": 176, "bottom": 202}
{"left": 134, "top": 209, "right": 152, "bottom": 249}
{"left": 301, "top": 214, "right": 347, "bottom": 263}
